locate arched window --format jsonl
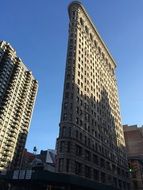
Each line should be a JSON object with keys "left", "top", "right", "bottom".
{"left": 102, "top": 52, "right": 105, "bottom": 59}
{"left": 105, "top": 58, "right": 108, "bottom": 64}
{"left": 80, "top": 18, "right": 84, "bottom": 26}
{"left": 98, "top": 47, "right": 101, "bottom": 54}
{"left": 94, "top": 40, "right": 97, "bottom": 47}
{"left": 90, "top": 33, "right": 93, "bottom": 41}
{"left": 85, "top": 26, "right": 89, "bottom": 34}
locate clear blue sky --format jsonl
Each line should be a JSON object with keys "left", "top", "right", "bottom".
{"left": 1, "top": 0, "right": 143, "bottom": 152}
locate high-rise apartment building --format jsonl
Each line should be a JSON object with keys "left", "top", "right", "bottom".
{"left": 56, "top": 2, "right": 129, "bottom": 189}
{"left": 0, "top": 41, "right": 38, "bottom": 173}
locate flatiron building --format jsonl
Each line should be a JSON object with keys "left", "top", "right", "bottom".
{"left": 56, "top": 2, "right": 129, "bottom": 189}
{"left": 0, "top": 41, "right": 38, "bottom": 173}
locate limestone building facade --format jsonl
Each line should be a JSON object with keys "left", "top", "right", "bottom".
{"left": 0, "top": 41, "right": 38, "bottom": 173}
{"left": 56, "top": 1, "right": 130, "bottom": 189}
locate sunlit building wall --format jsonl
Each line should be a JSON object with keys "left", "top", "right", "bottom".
{"left": 0, "top": 41, "right": 38, "bottom": 172}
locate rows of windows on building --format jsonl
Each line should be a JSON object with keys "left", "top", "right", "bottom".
{"left": 56, "top": 2, "right": 129, "bottom": 190}
{"left": 0, "top": 41, "right": 38, "bottom": 172}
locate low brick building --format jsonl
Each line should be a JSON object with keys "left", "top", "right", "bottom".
{"left": 123, "top": 125, "right": 143, "bottom": 190}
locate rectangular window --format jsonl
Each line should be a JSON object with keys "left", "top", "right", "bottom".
{"left": 93, "top": 169, "right": 99, "bottom": 181}
{"left": 75, "top": 161, "right": 82, "bottom": 175}
{"left": 101, "top": 172, "right": 106, "bottom": 183}
{"left": 67, "top": 141, "right": 71, "bottom": 152}
{"left": 66, "top": 159, "right": 70, "bottom": 172}
{"left": 85, "top": 166, "right": 91, "bottom": 178}
{"left": 85, "top": 150, "right": 91, "bottom": 161}
{"left": 106, "top": 161, "right": 111, "bottom": 170}
{"left": 76, "top": 145, "right": 82, "bottom": 156}
{"left": 100, "top": 158, "right": 105, "bottom": 168}
{"left": 60, "top": 141, "right": 64, "bottom": 152}
{"left": 93, "top": 154, "right": 99, "bottom": 165}
{"left": 59, "top": 158, "right": 64, "bottom": 172}
{"left": 66, "top": 82, "right": 70, "bottom": 89}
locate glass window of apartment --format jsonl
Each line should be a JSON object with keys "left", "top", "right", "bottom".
{"left": 93, "top": 169, "right": 99, "bottom": 181}
{"left": 75, "top": 161, "right": 82, "bottom": 175}
{"left": 79, "top": 132, "right": 82, "bottom": 141}
{"left": 107, "top": 175, "right": 112, "bottom": 184}
{"left": 67, "top": 141, "right": 71, "bottom": 152}
{"left": 60, "top": 141, "right": 65, "bottom": 152}
{"left": 61, "top": 126, "right": 66, "bottom": 137}
{"left": 63, "top": 113, "right": 67, "bottom": 121}
{"left": 93, "top": 154, "right": 99, "bottom": 165}
{"left": 85, "top": 166, "right": 91, "bottom": 178}
{"left": 59, "top": 158, "right": 64, "bottom": 172}
{"left": 106, "top": 161, "right": 111, "bottom": 171}
{"left": 66, "top": 159, "right": 70, "bottom": 172}
{"left": 80, "top": 18, "right": 84, "bottom": 26}
{"left": 90, "top": 33, "right": 93, "bottom": 41}
{"left": 113, "top": 177, "right": 117, "bottom": 187}
{"left": 100, "top": 158, "right": 105, "bottom": 168}
{"left": 101, "top": 172, "right": 106, "bottom": 183}
{"left": 119, "top": 180, "right": 122, "bottom": 189}
{"left": 85, "top": 26, "right": 89, "bottom": 34}
{"left": 76, "top": 144, "right": 82, "bottom": 156}
{"left": 85, "top": 150, "right": 91, "bottom": 161}
{"left": 66, "top": 82, "right": 70, "bottom": 89}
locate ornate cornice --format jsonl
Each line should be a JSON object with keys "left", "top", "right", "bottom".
{"left": 68, "top": 1, "right": 116, "bottom": 69}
